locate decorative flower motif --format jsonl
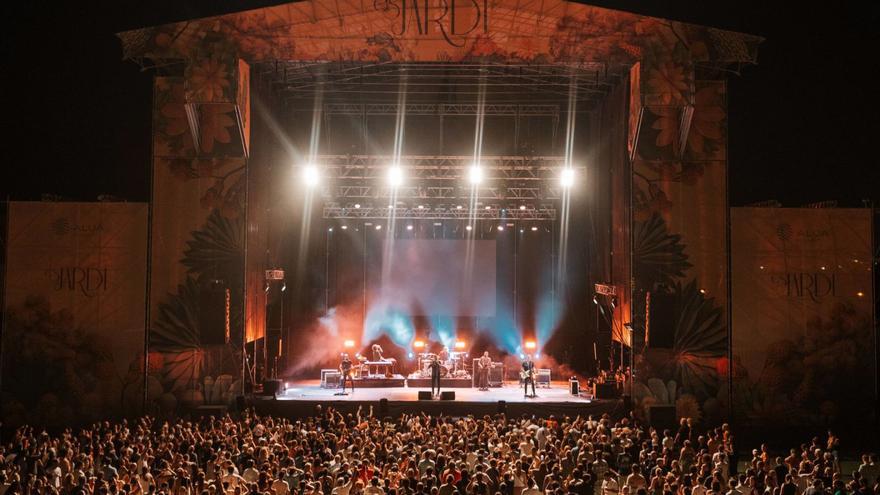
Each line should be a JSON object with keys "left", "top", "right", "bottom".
{"left": 157, "top": 82, "right": 193, "bottom": 154}
{"left": 188, "top": 58, "right": 231, "bottom": 102}
{"left": 199, "top": 105, "right": 236, "bottom": 153}
{"left": 687, "top": 86, "right": 726, "bottom": 156}
{"left": 647, "top": 62, "right": 689, "bottom": 105}
{"left": 650, "top": 106, "right": 680, "bottom": 149}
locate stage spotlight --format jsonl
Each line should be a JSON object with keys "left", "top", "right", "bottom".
{"left": 343, "top": 339, "right": 355, "bottom": 348}
{"left": 497, "top": 225, "right": 504, "bottom": 231}
{"left": 406, "top": 225, "right": 414, "bottom": 231}
{"left": 328, "top": 227, "right": 333, "bottom": 232}
{"left": 302, "top": 164, "right": 320, "bottom": 187}
{"left": 454, "top": 341, "right": 466, "bottom": 349}
{"left": 466, "top": 225, "right": 472, "bottom": 231}
{"left": 354, "top": 203, "right": 361, "bottom": 209}
{"left": 857, "top": 291, "right": 865, "bottom": 297}
{"left": 414, "top": 340, "right": 426, "bottom": 349}
{"left": 456, "top": 205, "right": 463, "bottom": 210}
{"left": 535, "top": 353, "right": 540, "bottom": 358}
{"left": 387, "top": 165, "right": 403, "bottom": 187}
{"left": 468, "top": 164, "right": 483, "bottom": 185}
{"left": 375, "top": 225, "right": 382, "bottom": 230}
{"left": 560, "top": 168, "right": 575, "bottom": 188}
{"left": 281, "top": 282, "right": 287, "bottom": 292}
{"left": 418, "top": 205, "right": 425, "bottom": 209}
{"left": 531, "top": 226, "right": 538, "bottom": 231}
{"left": 519, "top": 205, "right": 526, "bottom": 211}
{"left": 341, "top": 225, "right": 348, "bottom": 230}
{"left": 485, "top": 205, "right": 491, "bottom": 210}
{"left": 408, "top": 352, "right": 414, "bottom": 359}
{"left": 524, "top": 340, "right": 537, "bottom": 350}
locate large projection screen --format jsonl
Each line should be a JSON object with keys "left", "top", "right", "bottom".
{"left": 375, "top": 240, "right": 497, "bottom": 317}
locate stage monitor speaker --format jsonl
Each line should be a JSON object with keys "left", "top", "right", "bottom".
{"left": 441, "top": 391, "right": 455, "bottom": 401}
{"left": 595, "top": 382, "right": 619, "bottom": 399}
{"left": 569, "top": 378, "right": 580, "bottom": 396}
{"left": 199, "top": 284, "right": 230, "bottom": 345}
{"left": 648, "top": 405, "right": 677, "bottom": 431}
{"left": 262, "top": 379, "right": 282, "bottom": 396}
{"left": 488, "top": 364, "right": 504, "bottom": 386}
{"left": 418, "top": 391, "right": 433, "bottom": 400}
{"left": 648, "top": 291, "right": 676, "bottom": 349}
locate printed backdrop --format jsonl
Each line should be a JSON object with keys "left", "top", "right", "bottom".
{"left": 2, "top": 202, "right": 147, "bottom": 427}
{"left": 731, "top": 208, "right": 874, "bottom": 426}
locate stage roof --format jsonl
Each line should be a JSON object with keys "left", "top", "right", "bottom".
{"left": 118, "top": 0, "right": 762, "bottom": 68}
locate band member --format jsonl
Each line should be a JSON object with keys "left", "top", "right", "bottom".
{"left": 340, "top": 353, "right": 354, "bottom": 393}
{"left": 477, "top": 351, "right": 492, "bottom": 391}
{"left": 521, "top": 355, "right": 537, "bottom": 398}
{"left": 438, "top": 346, "right": 450, "bottom": 362}
{"left": 430, "top": 355, "right": 442, "bottom": 396}
{"left": 371, "top": 344, "right": 385, "bottom": 362}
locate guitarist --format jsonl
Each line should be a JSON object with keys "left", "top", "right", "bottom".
{"left": 521, "top": 355, "right": 537, "bottom": 398}
{"left": 477, "top": 351, "right": 492, "bottom": 390}
{"left": 339, "top": 353, "right": 354, "bottom": 394}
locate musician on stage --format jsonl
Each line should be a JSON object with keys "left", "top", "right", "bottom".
{"left": 521, "top": 355, "right": 537, "bottom": 398}
{"left": 339, "top": 353, "right": 354, "bottom": 393}
{"left": 430, "top": 355, "right": 442, "bottom": 396}
{"left": 477, "top": 351, "right": 492, "bottom": 391}
{"left": 438, "top": 346, "right": 450, "bottom": 363}
{"left": 372, "top": 344, "right": 385, "bottom": 361}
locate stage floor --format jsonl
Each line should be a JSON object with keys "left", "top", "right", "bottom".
{"left": 251, "top": 380, "right": 623, "bottom": 419}
{"left": 279, "top": 380, "right": 592, "bottom": 403}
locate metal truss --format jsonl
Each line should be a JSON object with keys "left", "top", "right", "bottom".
{"left": 323, "top": 103, "right": 560, "bottom": 117}
{"left": 313, "top": 155, "right": 575, "bottom": 202}
{"left": 322, "top": 205, "right": 557, "bottom": 221}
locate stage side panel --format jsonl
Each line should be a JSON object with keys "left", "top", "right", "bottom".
{"left": 730, "top": 207, "right": 875, "bottom": 428}
{"left": 148, "top": 72, "right": 248, "bottom": 411}
{"left": 631, "top": 74, "right": 730, "bottom": 425}
{"left": 2, "top": 202, "right": 147, "bottom": 427}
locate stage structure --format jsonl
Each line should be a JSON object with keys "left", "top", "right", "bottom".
{"left": 118, "top": 0, "right": 763, "bottom": 421}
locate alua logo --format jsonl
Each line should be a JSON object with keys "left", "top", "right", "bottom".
{"left": 51, "top": 218, "right": 104, "bottom": 236}
{"left": 775, "top": 223, "right": 793, "bottom": 242}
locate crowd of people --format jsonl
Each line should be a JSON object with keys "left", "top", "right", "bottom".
{"left": 0, "top": 406, "right": 877, "bottom": 495}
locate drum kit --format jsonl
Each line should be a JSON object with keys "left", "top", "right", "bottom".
{"left": 417, "top": 351, "right": 471, "bottom": 379}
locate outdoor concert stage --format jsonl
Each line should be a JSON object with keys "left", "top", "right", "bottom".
{"left": 251, "top": 380, "right": 624, "bottom": 419}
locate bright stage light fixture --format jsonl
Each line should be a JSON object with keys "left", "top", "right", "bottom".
{"left": 302, "top": 164, "right": 320, "bottom": 187}
{"left": 519, "top": 205, "right": 527, "bottom": 211}
{"left": 354, "top": 203, "right": 361, "bottom": 209}
{"left": 375, "top": 224, "right": 382, "bottom": 230}
{"left": 387, "top": 165, "right": 403, "bottom": 187}
{"left": 406, "top": 224, "right": 414, "bottom": 231}
{"left": 524, "top": 340, "right": 537, "bottom": 350}
{"left": 343, "top": 339, "right": 356, "bottom": 348}
{"left": 454, "top": 341, "right": 466, "bottom": 349}
{"left": 413, "top": 340, "right": 426, "bottom": 348}
{"left": 341, "top": 225, "right": 348, "bottom": 230}
{"left": 560, "top": 168, "right": 575, "bottom": 188}
{"left": 456, "top": 205, "right": 463, "bottom": 210}
{"left": 497, "top": 225, "right": 504, "bottom": 231}
{"left": 531, "top": 226, "right": 538, "bottom": 231}
{"left": 468, "top": 164, "right": 483, "bottom": 185}
{"left": 466, "top": 225, "right": 472, "bottom": 231}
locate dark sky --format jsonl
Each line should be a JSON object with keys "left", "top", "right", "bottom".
{"left": 2, "top": 1, "right": 878, "bottom": 206}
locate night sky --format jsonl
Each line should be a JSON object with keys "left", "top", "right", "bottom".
{"left": 2, "top": 1, "right": 878, "bottom": 206}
